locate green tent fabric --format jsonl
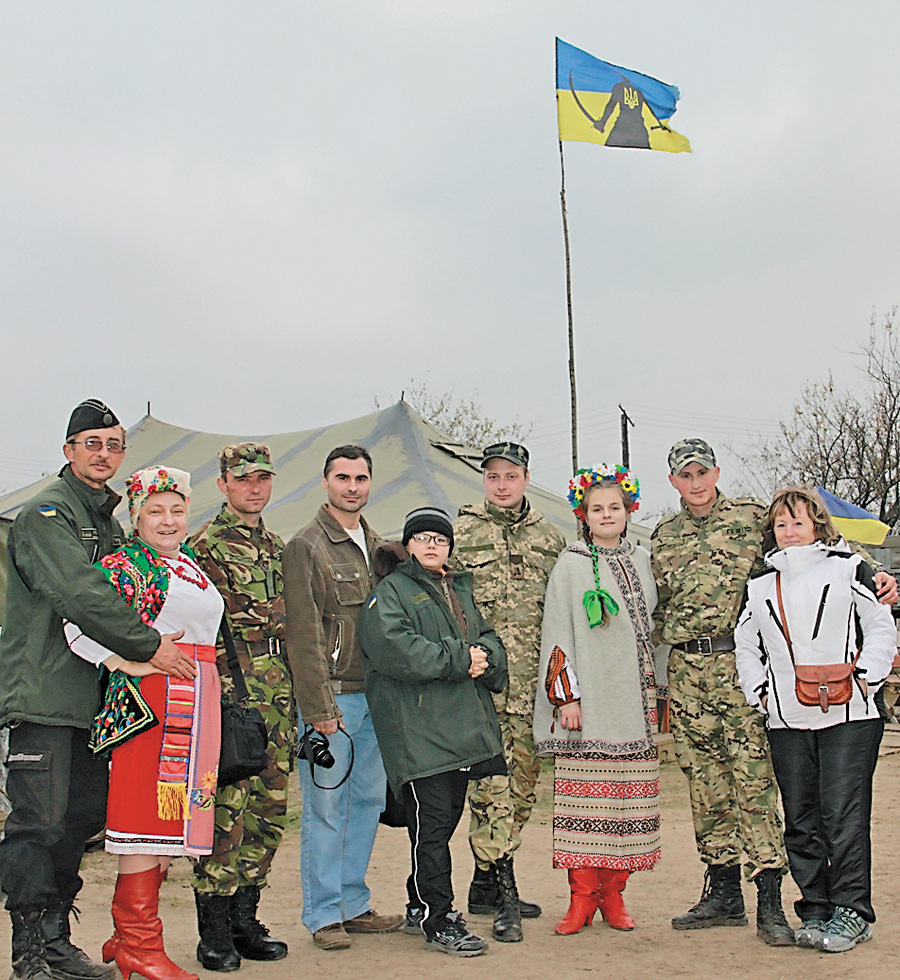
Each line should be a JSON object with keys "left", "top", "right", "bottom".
{"left": 0, "top": 400, "right": 650, "bottom": 615}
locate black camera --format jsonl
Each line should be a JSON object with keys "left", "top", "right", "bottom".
{"left": 298, "top": 725, "right": 335, "bottom": 769}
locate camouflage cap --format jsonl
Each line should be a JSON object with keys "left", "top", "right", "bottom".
{"left": 481, "top": 441, "right": 529, "bottom": 469}
{"left": 667, "top": 438, "right": 717, "bottom": 474}
{"left": 219, "top": 442, "right": 276, "bottom": 477}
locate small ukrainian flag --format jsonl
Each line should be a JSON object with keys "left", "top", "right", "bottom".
{"left": 556, "top": 39, "right": 690, "bottom": 153}
{"left": 817, "top": 487, "right": 890, "bottom": 546}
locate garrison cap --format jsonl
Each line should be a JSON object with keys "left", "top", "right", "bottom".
{"left": 219, "top": 442, "right": 276, "bottom": 477}
{"left": 481, "top": 441, "right": 529, "bottom": 469}
{"left": 668, "top": 438, "right": 717, "bottom": 474}
{"left": 66, "top": 399, "right": 120, "bottom": 440}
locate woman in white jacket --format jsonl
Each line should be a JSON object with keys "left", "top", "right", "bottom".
{"left": 735, "top": 487, "right": 896, "bottom": 954}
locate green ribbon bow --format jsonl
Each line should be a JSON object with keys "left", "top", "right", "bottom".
{"left": 582, "top": 588, "right": 619, "bottom": 629}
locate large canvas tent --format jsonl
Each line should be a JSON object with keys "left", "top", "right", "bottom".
{"left": 0, "top": 400, "right": 649, "bottom": 622}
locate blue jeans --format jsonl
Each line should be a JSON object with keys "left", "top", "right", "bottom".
{"left": 298, "top": 693, "right": 386, "bottom": 934}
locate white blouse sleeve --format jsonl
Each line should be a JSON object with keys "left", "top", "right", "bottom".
{"left": 64, "top": 620, "right": 124, "bottom": 669}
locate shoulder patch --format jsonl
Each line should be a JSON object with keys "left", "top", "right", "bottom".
{"left": 367, "top": 595, "right": 377, "bottom": 608}
{"left": 749, "top": 566, "right": 776, "bottom": 581}
{"left": 38, "top": 506, "right": 57, "bottom": 518}
{"left": 652, "top": 512, "right": 680, "bottom": 534}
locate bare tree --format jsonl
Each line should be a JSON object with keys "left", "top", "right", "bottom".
{"left": 388, "top": 382, "right": 531, "bottom": 447}
{"left": 732, "top": 310, "right": 900, "bottom": 526}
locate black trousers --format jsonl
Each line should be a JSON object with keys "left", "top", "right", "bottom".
{"left": 0, "top": 723, "right": 109, "bottom": 912}
{"left": 403, "top": 770, "right": 469, "bottom": 939}
{"left": 767, "top": 718, "right": 882, "bottom": 923}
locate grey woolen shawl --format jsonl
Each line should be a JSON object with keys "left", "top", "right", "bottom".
{"left": 533, "top": 540, "right": 662, "bottom": 756}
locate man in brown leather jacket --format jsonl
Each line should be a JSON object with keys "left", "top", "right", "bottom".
{"left": 283, "top": 445, "right": 402, "bottom": 951}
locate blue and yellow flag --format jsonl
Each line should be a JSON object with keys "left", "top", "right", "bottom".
{"left": 816, "top": 488, "right": 890, "bottom": 546}
{"left": 556, "top": 39, "right": 690, "bottom": 153}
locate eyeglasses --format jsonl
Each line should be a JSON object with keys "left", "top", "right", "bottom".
{"left": 411, "top": 533, "right": 451, "bottom": 547}
{"left": 67, "top": 438, "right": 127, "bottom": 455}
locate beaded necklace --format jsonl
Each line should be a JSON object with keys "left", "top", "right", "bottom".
{"left": 161, "top": 552, "right": 210, "bottom": 590}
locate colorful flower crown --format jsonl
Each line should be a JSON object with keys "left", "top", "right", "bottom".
{"left": 567, "top": 464, "right": 640, "bottom": 520}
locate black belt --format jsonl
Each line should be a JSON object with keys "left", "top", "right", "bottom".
{"left": 234, "top": 637, "right": 282, "bottom": 658}
{"left": 676, "top": 635, "right": 734, "bottom": 655}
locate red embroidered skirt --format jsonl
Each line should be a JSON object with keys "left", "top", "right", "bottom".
{"left": 105, "top": 643, "right": 221, "bottom": 856}
{"left": 552, "top": 748, "right": 661, "bottom": 871}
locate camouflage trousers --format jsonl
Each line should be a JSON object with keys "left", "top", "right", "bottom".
{"left": 193, "top": 652, "right": 295, "bottom": 897}
{"left": 668, "top": 648, "right": 787, "bottom": 880}
{"left": 468, "top": 710, "right": 541, "bottom": 869}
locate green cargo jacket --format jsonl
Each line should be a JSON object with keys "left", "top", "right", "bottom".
{"left": 283, "top": 504, "right": 381, "bottom": 725}
{"left": 0, "top": 466, "right": 161, "bottom": 729}
{"left": 358, "top": 554, "right": 507, "bottom": 796}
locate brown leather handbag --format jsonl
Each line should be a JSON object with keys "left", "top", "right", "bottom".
{"left": 776, "top": 573, "right": 859, "bottom": 713}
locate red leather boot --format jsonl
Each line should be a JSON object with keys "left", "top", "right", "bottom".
{"left": 109, "top": 867, "right": 199, "bottom": 980}
{"left": 596, "top": 869, "right": 635, "bottom": 931}
{"left": 555, "top": 869, "right": 601, "bottom": 935}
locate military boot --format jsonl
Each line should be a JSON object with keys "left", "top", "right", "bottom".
{"left": 491, "top": 857, "right": 523, "bottom": 943}
{"left": 468, "top": 861, "right": 542, "bottom": 918}
{"left": 755, "top": 869, "right": 795, "bottom": 946}
{"left": 39, "top": 903, "right": 116, "bottom": 980}
{"left": 671, "top": 865, "right": 748, "bottom": 930}
{"left": 10, "top": 911, "right": 55, "bottom": 980}
{"left": 230, "top": 886, "right": 287, "bottom": 961}
{"left": 194, "top": 893, "right": 240, "bottom": 972}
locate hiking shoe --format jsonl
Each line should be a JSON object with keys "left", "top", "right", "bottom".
{"left": 819, "top": 907, "right": 871, "bottom": 952}
{"left": 424, "top": 912, "right": 487, "bottom": 957}
{"left": 404, "top": 907, "right": 424, "bottom": 935}
{"left": 342, "top": 910, "right": 403, "bottom": 933}
{"left": 795, "top": 918, "right": 829, "bottom": 949}
{"left": 312, "top": 924, "right": 352, "bottom": 950}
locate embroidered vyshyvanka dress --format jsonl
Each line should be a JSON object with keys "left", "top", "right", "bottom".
{"left": 66, "top": 538, "right": 224, "bottom": 856}
{"left": 534, "top": 540, "right": 664, "bottom": 871}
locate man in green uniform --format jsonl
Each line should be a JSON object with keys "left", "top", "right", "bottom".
{"left": 0, "top": 399, "right": 194, "bottom": 980}
{"left": 190, "top": 443, "right": 291, "bottom": 971}
{"left": 453, "top": 442, "right": 565, "bottom": 942}
{"left": 652, "top": 438, "right": 897, "bottom": 945}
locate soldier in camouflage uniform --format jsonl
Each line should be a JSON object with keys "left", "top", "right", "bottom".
{"left": 453, "top": 442, "right": 565, "bottom": 942}
{"left": 190, "top": 443, "right": 292, "bottom": 971}
{"left": 651, "top": 438, "right": 896, "bottom": 946}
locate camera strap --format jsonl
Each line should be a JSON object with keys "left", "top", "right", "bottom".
{"left": 300, "top": 725, "right": 355, "bottom": 790}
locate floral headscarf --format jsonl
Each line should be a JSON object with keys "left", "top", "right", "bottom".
{"left": 126, "top": 466, "right": 192, "bottom": 523}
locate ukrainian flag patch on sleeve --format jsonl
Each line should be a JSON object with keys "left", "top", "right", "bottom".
{"left": 368, "top": 596, "right": 377, "bottom": 608}
{"left": 38, "top": 506, "right": 57, "bottom": 518}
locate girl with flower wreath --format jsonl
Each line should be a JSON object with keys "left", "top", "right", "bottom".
{"left": 533, "top": 465, "right": 665, "bottom": 935}
{"left": 64, "top": 467, "right": 223, "bottom": 980}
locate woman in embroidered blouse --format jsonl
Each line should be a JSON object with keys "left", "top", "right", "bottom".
{"left": 533, "top": 466, "right": 663, "bottom": 936}
{"left": 65, "top": 467, "right": 223, "bottom": 980}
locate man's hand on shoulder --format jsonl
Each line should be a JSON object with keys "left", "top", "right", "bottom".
{"left": 874, "top": 571, "right": 898, "bottom": 605}
{"left": 150, "top": 631, "right": 197, "bottom": 677}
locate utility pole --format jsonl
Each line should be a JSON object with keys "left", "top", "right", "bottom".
{"left": 619, "top": 405, "right": 634, "bottom": 469}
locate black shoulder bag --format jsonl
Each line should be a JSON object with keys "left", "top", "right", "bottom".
{"left": 218, "top": 618, "right": 270, "bottom": 786}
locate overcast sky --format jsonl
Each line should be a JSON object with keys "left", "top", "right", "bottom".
{"left": 2, "top": 1, "right": 897, "bottom": 519}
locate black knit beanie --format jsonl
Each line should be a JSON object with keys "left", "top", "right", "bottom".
{"left": 402, "top": 507, "right": 454, "bottom": 554}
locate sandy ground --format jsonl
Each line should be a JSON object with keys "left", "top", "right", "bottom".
{"left": 4, "top": 745, "right": 900, "bottom": 980}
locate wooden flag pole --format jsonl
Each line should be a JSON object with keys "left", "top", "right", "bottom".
{"left": 558, "top": 138, "right": 578, "bottom": 476}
